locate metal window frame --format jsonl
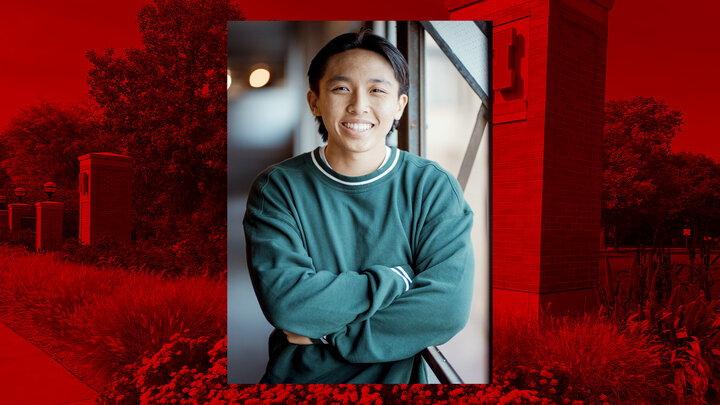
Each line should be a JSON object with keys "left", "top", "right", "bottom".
{"left": 396, "top": 21, "right": 426, "bottom": 157}
{"left": 421, "top": 21, "right": 491, "bottom": 110}
{"left": 396, "top": 20, "right": 493, "bottom": 385}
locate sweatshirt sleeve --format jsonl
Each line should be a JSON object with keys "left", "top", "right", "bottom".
{"left": 324, "top": 172, "right": 475, "bottom": 363}
{"left": 242, "top": 168, "right": 415, "bottom": 340}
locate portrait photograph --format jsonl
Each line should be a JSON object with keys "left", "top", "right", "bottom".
{"left": 3, "top": 0, "right": 720, "bottom": 403}
{"left": 227, "top": 20, "right": 492, "bottom": 384}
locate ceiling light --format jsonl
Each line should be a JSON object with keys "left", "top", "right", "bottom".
{"left": 249, "top": 68, "right": 271, "bottom": 88}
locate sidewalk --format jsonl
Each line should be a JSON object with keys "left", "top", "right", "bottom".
{"left": 0, "top": 322, "right": 96, "bottom": 404}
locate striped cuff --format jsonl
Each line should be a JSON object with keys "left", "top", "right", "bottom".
{"left": 389, "top": 266, "right": 413, "bottom": 291}
{"left": 311, "top": 335, "right": 330, "bottom": 345}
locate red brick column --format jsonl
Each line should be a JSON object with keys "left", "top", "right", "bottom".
{"left": 449, "top": 0, "right": 614, "bottom": 315}
{"left": 78, "top": 153, "right": 134, "bottom": 245}
{"left": 36, "top": 202, "right": 64, "bottom": 252}
{"left": 8, "top": 203, "right": 33, "bottom": 236}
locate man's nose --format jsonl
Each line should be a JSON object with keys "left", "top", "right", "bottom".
{"left": 347, "top": 91, "right": 369, "bottom": 114}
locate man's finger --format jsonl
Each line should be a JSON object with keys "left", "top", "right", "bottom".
{"left": 283, "top": 330, "right": 313, "bottom": 345}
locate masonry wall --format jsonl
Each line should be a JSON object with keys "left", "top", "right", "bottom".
{"left": 78, "top": 153, "right": 134, "bottom": 245}
{"left": 541, "top": 0, "right": 609, "bottom": 293}
{"left": 449, "top": 0, "right": 613, "bottom": 314}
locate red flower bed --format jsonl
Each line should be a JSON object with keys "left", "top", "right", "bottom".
{"left": 97, "top": 331, "right": 600, "bottom": 405}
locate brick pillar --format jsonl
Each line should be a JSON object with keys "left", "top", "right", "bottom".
{"left": 8, "top": 203, "right": 33, "bottom": 236}
{"left": 36, "top": 202, "right": 64, "bottom": 251}
{"left": 449, "top": 0, "right": 614, "bottom": 316}
{"left": 78, "top": 153, "right": 134, "bottom": 245}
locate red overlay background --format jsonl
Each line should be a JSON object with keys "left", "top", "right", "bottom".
{"left": 2, "top": 0, "right": 719, "bottom": 158}
{"left": 1, "top": 0, "right": 719, "bottom": 403}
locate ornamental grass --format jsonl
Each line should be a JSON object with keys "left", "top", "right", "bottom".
{"left": 0, "top": 244, "right": 694, "bottom": 403}
{"left": 0, "top": 245, "right": 225, "bottom": 388}
{"left": 493, "top": 309, "right": 673, "bottom": 404}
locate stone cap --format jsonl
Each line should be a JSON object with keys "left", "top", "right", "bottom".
{"left": 445, "top": 0, "right": 483, "bottom": 12}
{"left": 35, "top": 201, "right": 64, "bottom": 209}
{"left": 78, "top": 152, "right": 134, "bottom": 166}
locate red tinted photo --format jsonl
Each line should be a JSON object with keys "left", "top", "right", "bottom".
{"left": 1, "top": 0, "right": 719, "bottom": 403}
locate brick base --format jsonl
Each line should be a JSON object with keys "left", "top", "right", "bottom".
{"left": 494, "top": 287, "right": 598, "bottom": 317}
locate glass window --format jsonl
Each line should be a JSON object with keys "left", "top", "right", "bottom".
{"left": 423, "top": 26, "right": 491, "bottom": 384}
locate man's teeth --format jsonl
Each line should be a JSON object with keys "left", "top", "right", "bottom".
{"left": 343, "top": 122, "right": 373, "bottom": 131}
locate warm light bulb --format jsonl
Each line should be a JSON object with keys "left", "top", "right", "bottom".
{"left": 249, "top": 68, "right": 270, "bottom": 88}
{"left": 227, "top": 73, "right": 232, "bottom": 90}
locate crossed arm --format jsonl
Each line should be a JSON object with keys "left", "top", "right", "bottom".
{"left": 281, "top": 209, "right": 474, "bottom": 363}
{"left": 244, "top": 209, "right": 417, "bottom": 339}
{"left": 243, "top": 172, "right": 474, "bottom": 363}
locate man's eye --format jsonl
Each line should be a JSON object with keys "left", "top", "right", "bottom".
{"left": 333, "top": 86, "right": 349, "bottom": 91}
{"left": 371, "top": 89, "right": 386, "bottom": 93}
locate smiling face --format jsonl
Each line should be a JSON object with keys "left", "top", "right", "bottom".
{"left": 307, "top": 49, "right": 408, "bottom": 158}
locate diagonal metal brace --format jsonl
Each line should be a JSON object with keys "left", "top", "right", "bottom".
{"left": 457, "top": 103, "right": 489, "bottom": 191}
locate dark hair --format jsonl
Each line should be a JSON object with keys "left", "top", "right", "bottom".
{"left": 307, "top": 29, "right": 409, "bottom": 142}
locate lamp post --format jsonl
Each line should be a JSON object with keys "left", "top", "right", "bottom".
{"left": 43, "top": 182, "right": 57, "bottom": 201}
{"left": 14, "top": 187, "right": 26, "bottom": 203}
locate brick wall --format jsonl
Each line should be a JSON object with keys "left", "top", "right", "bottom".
{"left": 78, "top": 153, "right": 134, "bottom": 245}
{"left": 36, "top": 202, "right": 64, "bottom": 251}
{"left": 541, "top": 0, "right": 608, "bottom": 293}
{"left": 8, "top": 204, "right": 33, "bottom": 234}
{"left": 450, "top": 0, "right": 612, "bottom": 314}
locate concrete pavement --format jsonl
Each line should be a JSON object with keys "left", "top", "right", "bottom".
{"left": 0, "top": 321, "right": 96, "bottom": 405}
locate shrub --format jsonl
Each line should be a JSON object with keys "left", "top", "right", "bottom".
{"left": 5, "top": 228, "right": 35, "bottom": 250}
{"left": 630, "top": 284, "right": 720, "bottom": 404}
{"left": 66, "top": 274, "right": 225, "bottom": 383}
{"left": 599, "top": 243, "right": 720, "bottom": 403}
{"left": 97, "top": 333, "right": 226, "bottom": 404}
{"left": 58, "top": 237, "right": 186, "bottom": 275}
{"left": 57, "top": 233, "right": 227, "bottom": 277}
{"left": 59, "top": 235, "right": 227, "bottom": 276}
{"left": 493, "top": 309, "right": 672, "bottom": 404}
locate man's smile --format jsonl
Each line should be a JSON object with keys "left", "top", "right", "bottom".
{"left": 341, "top": 121, "right": 374, "bottom": 132}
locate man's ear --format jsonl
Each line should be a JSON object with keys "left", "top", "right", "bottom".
{"left": 394, "top": 94, "right": 409, "bottom": 120}
{"left": 307, "top": 90, "right": 319, "bottom": 116}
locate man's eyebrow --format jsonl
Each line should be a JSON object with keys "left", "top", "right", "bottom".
{"left": 368, "top": 78, "right": 392, "bottom": 85}
{"left": 326, "top": 76, "right": 392, "bottom": 85}
{"left": 326, "top": 76, "right": 350, "bottom": 84}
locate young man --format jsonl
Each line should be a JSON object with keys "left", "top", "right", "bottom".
{"left": 243, "top": 30, "right": 474, "bottom": 383}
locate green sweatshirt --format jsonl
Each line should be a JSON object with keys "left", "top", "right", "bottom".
{"left": 243, "top": 146, "right": 474, "bottom": 383}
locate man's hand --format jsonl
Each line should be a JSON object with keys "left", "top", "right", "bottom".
{"left": 283, "top": 330, "right": 313, "bottom": 345}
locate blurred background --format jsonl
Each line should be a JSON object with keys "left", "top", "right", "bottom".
{"left": 227, "top": 20, "right": 490, "bottom": 383}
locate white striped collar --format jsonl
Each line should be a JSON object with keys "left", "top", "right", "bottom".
{"left": 311, "top": 146, "right": 399, "bottom": 186}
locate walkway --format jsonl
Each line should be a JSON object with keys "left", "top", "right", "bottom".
{"left": 0, "top": 322, "right": 96, "bottom": 404}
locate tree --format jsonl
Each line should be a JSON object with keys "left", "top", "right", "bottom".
{"left": 602, "top": 97, "right": 683, "bottom": 246}
{"left": 86, "top": 0, "right": 243, "bottom": 272}
{"left": 667, "top": 152, "right": 720, "bottom": 242}
{"left": 0, "top": 101, "right": 105, "bottom": 236}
